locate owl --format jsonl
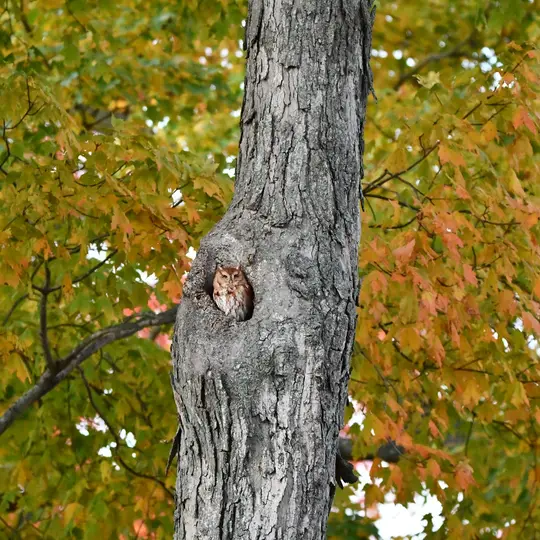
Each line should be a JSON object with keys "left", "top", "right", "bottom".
{"left": 212, "top": 265, "right": 253, "bottom": 321}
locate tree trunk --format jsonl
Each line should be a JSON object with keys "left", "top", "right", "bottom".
{"left": 171, "top": 1, "right": 375, "bottom": 538}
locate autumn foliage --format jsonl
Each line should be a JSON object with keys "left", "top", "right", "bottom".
{"left": 0, "top": 0, "right": 538, "bottom": 538}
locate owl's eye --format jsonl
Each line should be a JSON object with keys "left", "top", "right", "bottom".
{"left": 232, "top": 273, "right": 239, "bottom": 279}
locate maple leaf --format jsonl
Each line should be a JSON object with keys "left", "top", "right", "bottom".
{"left": 414, "top": 71, "right": 441, "bottom": 89}
{"left": 463, "top": 264, "right": 478, "bottom": 286}
{"left": 481, "top": 121, "right": 499, "bottom": 142}
{"left": 512, "top": 107, "right": 537, "bottom": 135}
{"left": 439, "top": 145, "right": 466, "bottom": 168}
{"left": 455, "top": 462, "right": 476, "bottom": 491}
{"left": 393, "top": 238, "right": 416, "bottom": 262}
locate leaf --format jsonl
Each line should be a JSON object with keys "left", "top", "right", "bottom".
{"left": 398, "top": 326, "right": 422, "bottom": 351}
{"left": 162, "top": 278, "right": 183, "bottom": 301}
{"left": 427, "top": 459, "right": 441, "bottom": 479}
{"left": 414, "top": 71, "right": 441, "bottom": 89}
{"left": 393, "top": 238, "right": 415, "bottom": 262}
{"left": 522, "top": 311, "right": 540, "bottom": 335}
{"left": 507, "top": 169, "right": 526, "bottom": 197}
{"left": 463, "top": 264, "right": 478, "bottom": 286}
{"left": 481, "top": 121, "right": 498, "bottom": 142}
{"left": 64, "top": 502, "right": 83, "bottom": 525}
{"left": 455, "top": 462, "right": 475, "bottom": 491}
{"left": 439, "top": 145, "right": 466, "bottom": 168}
{"left": 385, "top": 147, "right": 408, "bottom": 173}
{"left": 512, "top": 107, "right": 537, "bottom": 134}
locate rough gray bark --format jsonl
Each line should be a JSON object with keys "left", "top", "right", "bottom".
{"left": 171, "top": 1, "right": 375, "bottom": 538}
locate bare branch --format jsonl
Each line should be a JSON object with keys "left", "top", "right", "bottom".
{"left": 0, "top": 306, "right": 178, "bottom": 437}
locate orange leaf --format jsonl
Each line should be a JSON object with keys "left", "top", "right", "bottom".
{"left": 455, "top": 184, "right": 471, "bottom": 200}
{"left": 439, "top": 145, "right": 466, "bottom": 168}
{"left": 162, "top": 279, "right": 183, "bottom": 301}
{"left": 463, "top": 264, "right": 478, "bottom": 286}
{"left": 393, "top": 239, "right": 415, "bottom": 262}
{"left": 522, "top": 311, "right": 540, "bottom": 335}
{"left": 512, "top": 107, "right": 537, "bottom": 135}
{"left": 455, "top": 462, "right": 475, "bottom": 491}
{"left": 429, "top": 420, "right": 441, "bottom": 438}
{"left": 427, "top": 459, "right": 441, "bottom": 479}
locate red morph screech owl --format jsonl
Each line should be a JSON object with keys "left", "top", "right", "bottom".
{"left": 212, "top": 266, "right": 254, "bottom": 322}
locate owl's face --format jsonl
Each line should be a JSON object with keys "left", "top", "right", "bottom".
{"left": 214, "top": 266, "right": 245, "bottom": 289}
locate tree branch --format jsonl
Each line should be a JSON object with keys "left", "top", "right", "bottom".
{"left": 0, "top": 306, "right": 178, "bottom": 437}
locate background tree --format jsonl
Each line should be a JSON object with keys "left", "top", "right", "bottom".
{"left": 0, "top": 0, "right": 538, "bottom": 538}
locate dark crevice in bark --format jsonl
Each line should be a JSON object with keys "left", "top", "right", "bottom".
{"left": 171, "top": 1, "right": 375, "bottom": 538}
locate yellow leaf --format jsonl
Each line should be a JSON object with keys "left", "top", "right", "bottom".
{"left": 399, "top": 327, "right": 422, "bottom": 352}
{"left": 193, "top": 176, "right": 222, "bottom": 198}
{"left": 385, "top": 147, "right": 408, "bottom": 173}
{"left": 64, "top": 502, "right": 83, "bottom": 526}
{"left": 62, "top": 274, "right": 73, "bottom": 296}
{"left": 508, "top": 169, "right": 526, "bottom": 197}
{"left": 414, "top": 71, "right": 440, "bottom": 89}
{"left": 533, "top": 278, "right": 540, "bottom": 299}
{"left": 100, "top": 461, "right": 111, "bottom": 482}
{"left": 481, "top": 121, "right": 498, "bottom": 142}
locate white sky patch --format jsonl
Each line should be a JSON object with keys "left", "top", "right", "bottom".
{"left": 376, "top": 490, "right": 444, "bottom": 539}
{"left": 157, "top": 116, "right": 170, "bottom": 130}
{"left": 87, "top": 244, "right": 109, "bottom": 261}
{"left": 98, "top": 445, "right": 112, "bottom": 458}
{"left": 186, "top": 246, "right": 197, "bottom": 260}
{"left": 406, "top": 58, "right": 416, "bottom": 67}
{"left": 137, "top": 270, "right": 158, "bottom": 287}
{"left": 120, "top": 429, "right": 137, "bottom": 448}
{"left": 171, "top": 189, "right": 183, "bottom": 206}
